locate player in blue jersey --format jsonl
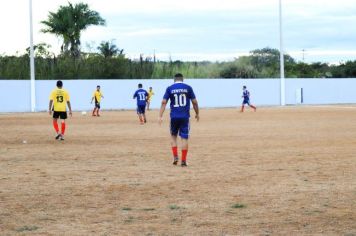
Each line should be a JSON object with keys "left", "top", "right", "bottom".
{"left": 241, "top": 85, "right": 257, "bottom": 112}
{"left": 159, "top": 73, "right": 199, "bottom": 167}
{"left": 133, "top": 84, "right": 149, "bottom": 124}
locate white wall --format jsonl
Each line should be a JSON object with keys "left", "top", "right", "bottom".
{"left": 1, "top": 79, "right": 356, "bottom": 112}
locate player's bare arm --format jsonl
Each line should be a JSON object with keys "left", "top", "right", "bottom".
{"left": 158, "top": 99, "right": 167, "bottom": 124}
{"left": 49, "top": 100, "right": 53, "bottom": 115}
{"left": 67, "top": 101, "right": 73, "bottom": 117}
{"left": 91, "top": 96, "right": 94, "bottom": 104}
{"left": 192, "top": 98, "right": 199, "bottom": 121}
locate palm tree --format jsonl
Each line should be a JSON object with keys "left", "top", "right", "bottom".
{"left": 41, "top": 2, "right": 105, "bottom": 57}
{"left": 97, "top": 41, "right": 124, "bottom": 58}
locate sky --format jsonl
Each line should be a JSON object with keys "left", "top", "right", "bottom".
{"left": 1, "top": 0, "right": 356, "bottom": 63}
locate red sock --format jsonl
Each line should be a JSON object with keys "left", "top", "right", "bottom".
{"left": 61, "top": 122, "right": 66, "bottom": 135}
{"left": 182, "top": 149, "right": 188, "bottom": 162}
{"left": 172, "top": 146, "right": 178, "bottom": 157}
{"left": 53, "top": 120, "right": 59, "bottom": 133}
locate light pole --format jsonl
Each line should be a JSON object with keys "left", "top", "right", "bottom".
{"left": 29, "top": 0, "right": 36, "bottom": 112}
{"left": 279, "top": 0, "right": 285, "bottom": 106}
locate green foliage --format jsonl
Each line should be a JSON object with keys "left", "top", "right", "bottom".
{"left": 98, "top": 40, "right": 123, "bottom": 58}
{"left": 41, "top": 2, "right": 105, "bottom": 57}
{"left": 1, "top": 46, "right": 356, "bottom": 79}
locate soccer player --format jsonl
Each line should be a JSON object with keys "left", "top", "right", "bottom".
{"left": 133, "top": 83, "right": 149, "bottom": 124}
{"left": 91, "top": 85, "right": 104, "bottom": 117}
{"left": 49, "top": 80, "right": 72, "bottom": 141}
{"left": 241, "top": 85, "right": 257, "bottom": 112}
{"left": 147, "top": 87, "right": 155, "bottom": 111}
{"left": 159, "top": 73, "right": 199, "bottom": 167}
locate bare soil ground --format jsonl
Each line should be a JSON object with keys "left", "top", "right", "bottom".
{"left": 0, "top": 107, "right": 355, "bottom": 235}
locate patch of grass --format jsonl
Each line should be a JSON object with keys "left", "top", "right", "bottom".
{"left": 142, "top": 208, "right": 156, "bottom": 211}
{"left": 15, "top": 225, "right": 39, "bottom": 232}
{"left": 124, "top": 216, "right": 134, "bottom": 223}
{"left": 122, "top": 207, "right": 132, "bottom": 211}
{"left": 231, "top": 203, "right": 246, "bottom": 209}
{"left": 169, "top": 204, "right": 180, "bottom": 210}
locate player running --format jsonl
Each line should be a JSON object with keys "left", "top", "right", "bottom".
{"left": 49, "top": 80, "right": 72, "bottom": 141}
{"left": 241, "top": 85, "right": 256, "bottom": 112}
{"left": 133, "top": 84, "right": 149, "bottom": 124}
{"left": 147, "top": 87, "right": 155, "bottom": 111}
{"left": 159, "top": 73, "right": 199, "bottom": 167}
{"left": 91, "top": 85, "right": 104, "bottom": 117}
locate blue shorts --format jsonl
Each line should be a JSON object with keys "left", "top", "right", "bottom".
{"left": 137, "top": 105, "right": 146, "bottom": 114}
{"left": 242, "top": 99, "right": 250, "bottom": 105}
{"left": 170, "top": 118, "right": 190, "bottom": 139}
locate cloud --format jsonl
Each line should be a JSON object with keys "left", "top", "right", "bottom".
{"left": 1, "top": 0, "right": 356, "bottom": 62}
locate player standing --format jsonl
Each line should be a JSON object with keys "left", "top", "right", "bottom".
{"left": 159, "top": 73, "right": 199, "bottom": 167}
{"left": 147, "top": 87, "right": 155, "bottom": 111}
{"left": 49, "top": 80, "right": 72, "bottom": 141}
{"left": 91, "top": 85, "right": 104, "bottom": 117}
{"left": 241, "top": 85, "right": 257, "bottom": 112}
{"left": 133, "top": 84, "right": 149, "bottom": 124}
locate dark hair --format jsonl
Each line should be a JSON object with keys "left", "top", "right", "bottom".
{"left": 97, "top": 85, "right": 100, "bottom": 88}
{"left": 243, "top": 85, "right": 247, "bottom": 89}
{"left": 174, "top": 73, "right": 183, "bottom": 78}
{"left": 138, "top": 83, "right": 143, "bottom": 88}
{"left": 56, "top": 80, "right": 63, "bottom": 88}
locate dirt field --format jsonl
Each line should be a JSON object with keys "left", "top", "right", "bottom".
{"left": 0, "top": 107, "right": 355, "bottom": 235}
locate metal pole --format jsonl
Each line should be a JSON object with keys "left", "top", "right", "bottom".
{"left": 29, "top": 0, "right": 36, "bottom": 112}
{"left": 279, "top": 0, "right": 285, "bottom": 106}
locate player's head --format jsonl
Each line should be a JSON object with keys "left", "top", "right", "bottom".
{"left": 149, "top": 87, "right": 152, "bottom": 90}
{"left": 174, "top": 73, "right": 184, "bottom": 82}
{"left": 97, "top": 85, "right": 100, "bottom": 91}
{"left": 243, "top": 85, "right": 247, "bottom": 90}
{"left": 56, "top": 80, "right": 63, "bottom": 88}
{"left": 138, "top": 83, "right": 143, "bottom": 88}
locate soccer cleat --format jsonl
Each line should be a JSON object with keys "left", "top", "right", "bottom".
{"left": 59, "top": 135, "right": 65, "bottom": 141}
{"left": 181, "top": 161, "right": 187, "bottom": 167}
{"left": 173, "top": 157, "right": 179, "bottom": 165}
{"left": 55, "top": 134, "right": 61, "bottom": 140}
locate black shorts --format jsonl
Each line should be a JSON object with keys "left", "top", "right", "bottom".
{"left": 95, "top": 102, "right": 101, "bottom": 109}
{"left": 53, "top": 111, "right": 67, "bottom": 119}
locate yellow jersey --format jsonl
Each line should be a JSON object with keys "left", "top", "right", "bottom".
{"left": 148, "top": 90, "right": 155, "bottom": 101}
{"left": 49, "top": 88, "right": 70, "bottom": 112}
{"left": 93, "top": 90, "right": 103, "bottom": 103}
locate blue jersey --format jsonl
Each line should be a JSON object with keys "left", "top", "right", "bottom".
{"left": 163, "top": 82, "right": 196, "bottom": 119}
{"left": 133, "top": 89, "right": 148, "bottom": 106}
{"left": 243, "top": 90, "right": 250, "bottom": 100}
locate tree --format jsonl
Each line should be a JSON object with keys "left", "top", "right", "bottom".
{"left": 41, "top": 2, "right": 105, "bottom": 57}
{"left": 97, "top": 41, "right": 123, "bottom": 58}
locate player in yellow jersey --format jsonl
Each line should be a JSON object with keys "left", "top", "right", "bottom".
{"left": 48, "top": 80, "right": 72, "bottom": 141}
{"left": 147, "top": 87, "right": 155, "bottom": 110}
{"left": 91, "top": 85, "right": 104, "bottom": 117}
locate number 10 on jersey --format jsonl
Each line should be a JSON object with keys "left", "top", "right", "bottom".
{"left": 173, "top": 94, "right": 187, "bottom": 107}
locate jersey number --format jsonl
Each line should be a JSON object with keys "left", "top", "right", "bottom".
{"left": 138, "top": 93, "right": 146, "bottom": 101}
{"left": 56, "top": 96, "right": 64, "bottom": 103}
{"left": 173, "top": 94, "right": 187, "bottom": 107}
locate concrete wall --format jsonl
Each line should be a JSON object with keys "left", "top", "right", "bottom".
{"left": 0, "top": 79, "right": 355, "bottom": 112}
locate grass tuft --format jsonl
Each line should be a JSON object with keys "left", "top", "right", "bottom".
{"left": 15, "top": 225, "right": 39, "bottom": 232}
{"left": 231, "top": 203, "right": 246, "bottom": 209}
{"left": 143, "top": 208, "right": 156, "bottom": 211}
{"left": 122, "top": 207, "right": 132, "bottom": 211}
{"left": 169, "top": 204, "right": 180, "bottom": 210}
